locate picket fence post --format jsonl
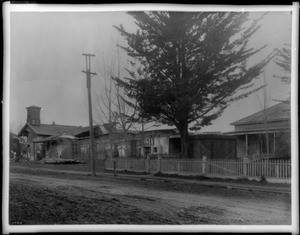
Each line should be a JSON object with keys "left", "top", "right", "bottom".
{"left": 275, "top": 160, "right": 280, "bottom": 178}
{"left": 243, "top": 156, "right": 249, "bottom": 176}
{"left": 157, "top": 156, "right": 162, "bottom": 173}
{"left": 202, "top": 155, "right": 207, "bottom": 175}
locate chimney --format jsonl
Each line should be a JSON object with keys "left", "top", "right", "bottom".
{"left": 26, "top": 105, "right": 41, "bottom": 126}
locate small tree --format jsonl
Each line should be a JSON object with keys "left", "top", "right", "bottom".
{"left": 275, "top": 131, "right": 291, "bottom": 158}
{"left": 96, "top": 58, "right": 117, "bottom": 158}
{"left": 96, "top": 52, "right": 138, "bottom": 158}
{"left": 114, "top": 96, "right": 161, "bottom": 158}
{"left": 114, "top": 12, "right": 274, "bottom": 157}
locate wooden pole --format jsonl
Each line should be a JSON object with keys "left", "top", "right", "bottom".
{"left": 82, "top": 53, "right": 97, "bottom": 176}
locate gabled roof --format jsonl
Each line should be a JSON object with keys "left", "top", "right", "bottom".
{"left": 74, "top": 124, "right": 124, "bottom": 137}
{"left": 18, "top": 121, "right": 131, "bottom": 138}
{"left": 18, "top": 123, "right": 83, "bottom": 137}
{"left": 231, "top": 102, "right": 290, "bottom": 126}
{"left": 32, "top": 134, "right": 77, "bottom": 143}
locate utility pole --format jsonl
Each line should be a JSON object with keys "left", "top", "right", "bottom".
{"left": 82, "top": 53, "right": 97, "bottom": 176}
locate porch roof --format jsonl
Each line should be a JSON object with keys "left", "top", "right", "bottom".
{"left": 231, "top": 102, "right": 290, "bottom": 126}
{"left": 225, "top": 128, "right": 289, "bottom": 136}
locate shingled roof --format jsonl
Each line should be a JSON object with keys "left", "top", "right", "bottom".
{"left": 19, "top": 123, "right": 84, "bottom": 137}
{"left": 73, "top": 125, "right": 103, "bottom": 138}
{"left": 231, "top": 102, "right": 290, "bottom": 126}
{"left": 19, "top": 121, "right": 138, "bottom": 139}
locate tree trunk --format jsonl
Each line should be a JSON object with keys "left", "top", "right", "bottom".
{"left": 109, "top": 132, "right": 113, "bottom": 158}
{"left": 178, "top": 122, "right": 189, "bottom": 158}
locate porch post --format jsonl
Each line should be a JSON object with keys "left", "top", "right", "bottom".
{"left": 50, "top": 141, "right": 52, "bottom": 158}
{"left": 33, "top": 143, "right": 36, "bottom": 161}
{"left": 273, "top": 133, "right": 276, "bottom": 157}
{"left": 245, "top": 134, "right": 249, "bottom": 156}
{"left": 146, "top": 155, "right": 150, "bottom": 173}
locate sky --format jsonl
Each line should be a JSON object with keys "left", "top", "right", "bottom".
{"left": 7, "top": 7, "right": 292, "bottom": 134}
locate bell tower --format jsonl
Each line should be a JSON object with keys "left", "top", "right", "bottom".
{"left": 26, "top": 105, "right": 41, "bottom": 126}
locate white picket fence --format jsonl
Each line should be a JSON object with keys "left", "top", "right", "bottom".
{"left": 105, "top": 157, "right": 291, "bottom": 179}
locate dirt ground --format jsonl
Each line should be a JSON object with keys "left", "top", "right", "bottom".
{"left": 9, "top": 166, "right": 291, "bottom": 225}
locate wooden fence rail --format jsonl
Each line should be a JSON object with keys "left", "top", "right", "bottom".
{"left": 105, "top": 157, "right": 291, "bottom": 179}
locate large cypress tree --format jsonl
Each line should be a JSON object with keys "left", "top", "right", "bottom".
{"left": 114, "top": 12, "right": 274, "bottom": 158}
{"left": 274, "top": 44, "right": 291, "bottom": 85}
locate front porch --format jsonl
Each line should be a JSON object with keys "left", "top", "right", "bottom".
{"left": 234, "top": 131, "right": 290, "bottom": 160}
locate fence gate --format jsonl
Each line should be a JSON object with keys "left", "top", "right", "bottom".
{"left": 206, "top": 160, "right": 244, "bottom": 177}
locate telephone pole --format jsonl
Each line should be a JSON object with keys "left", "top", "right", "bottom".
{"left": 82, "top": 53, "right": 97, "bottom": 176}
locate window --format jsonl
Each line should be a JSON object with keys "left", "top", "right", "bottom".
{"left": 144, "top": 136, "right": 154, "bottom": 146}
{"left": 72, "top": 140, "right": 79, "bottom": 154}
{"left": 144, "top": 147, "right": 151, "bottom": 155}
{"left": 153, "top": 147, "right": 157, "bottom": 153}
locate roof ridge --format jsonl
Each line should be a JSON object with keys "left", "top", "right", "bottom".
{"left": 39, "top": 123, "right": 82, "bottom": 128}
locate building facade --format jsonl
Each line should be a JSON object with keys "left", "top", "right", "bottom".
{"left": 18, "top": 105, "right": 239, "bottom": 161}
{"left": 18, "top": 106, "right": 93, "bottom": 160}
{"left": 226, "top": 102, "right": 290, "bottom": 159}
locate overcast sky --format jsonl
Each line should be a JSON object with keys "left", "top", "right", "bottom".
{"left": 8, "top": 8, "right": 292, "bottom": 134}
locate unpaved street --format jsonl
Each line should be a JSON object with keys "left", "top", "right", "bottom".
{"left": 9, "top": 168, "right": 291, "bottom": 225}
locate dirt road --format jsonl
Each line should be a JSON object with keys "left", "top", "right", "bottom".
{"left": 9, "top": 169, "right": 291, "bottom": 225}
